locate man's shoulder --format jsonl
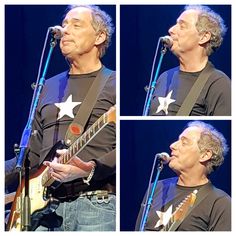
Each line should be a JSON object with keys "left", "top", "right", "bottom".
{"left": 158, "top": 177, "right": 178, "bottom": 188}
{"left": 207, "top": 62, "right": 230, "bottom": 83}
{"left": 204, "top": 185, "right": 231, "bottom": 211}
{"left": 211, "top": 185, "right": 231, "bottom": 199}
{"left": 103, "top": 66, "right": 115, "bottom": 73}
{"left": 211, "top": 69, "right": 230, "bottom": 80}
{"left": 101, "top": 66, "right": 116, "bottom": 89}
{"left": 102, "top": 66, "right": 116, "bottom": 79}
{"left": 159, "top": 66, "right": 179, "bottom": 79}
{"left": 152, "top": 177, "right": 178, "bottom": 197}
{"left": 205, "top": 66, "right": 231, "bottom": 94}
{"left": 45, "top": 71, "right": 69, "bottom": 85}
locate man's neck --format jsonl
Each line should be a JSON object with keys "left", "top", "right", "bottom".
{"left": 177, "top": 173, "right": 209, "bottom": 187}
{"left": 68, "top": 53, "right": 102, "bottom": 75}
{"left": 179, "top": 52, "right": 208, "bottom": 72}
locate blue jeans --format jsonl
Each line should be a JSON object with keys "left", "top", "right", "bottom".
{"left": 36, "top": 194, "right": 116, "bottom": 231}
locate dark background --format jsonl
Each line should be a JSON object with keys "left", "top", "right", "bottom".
{"left": 120, "top": 120, "right": 231, "bottom": 230}
{"left": 120, "top": 5, "right": 231, "bottom": 115}
{"left": 5, "top": 5, "right": 116, "bottom": 161}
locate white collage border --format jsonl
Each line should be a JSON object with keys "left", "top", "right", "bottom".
{"left": 1, "top": 0, "right": 234, "bottom": 235}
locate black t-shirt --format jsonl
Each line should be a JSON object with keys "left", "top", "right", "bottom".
{"left": 149, "top": 62, "right": 231, "bottom": 116}
{"left": 136, "top": 177, "right": 231, "bottom": 231}
{"left": 26, "top": 66, "right": 116, "bottom": 194}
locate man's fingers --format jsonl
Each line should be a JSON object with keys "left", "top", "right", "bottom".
{"left": 50, "top": 172, "right": 62, "bottom": 182}
{"left": 43, "top": 159, "right": 64, "bottom": 171}
{"left": 56, "top": 149, "right": 68, "bottom": 155}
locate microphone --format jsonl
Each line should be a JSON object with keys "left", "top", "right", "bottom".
{"left": 49, "top": 25, "right": 64, "bottom": 39}
{"left": 155, "top": 152, "right": 170, "bottom": 164}
{"left": 160, "top": 35, "right": 173, "bottom": 48}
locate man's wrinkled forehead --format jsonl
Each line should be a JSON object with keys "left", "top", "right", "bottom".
{"left": 179, "top": 126, "right": 202, "bottom": 142}
{"left": 63, "top": 7, "right": 93, "bottom": 23}
{"left": 177, "top": 9, "right": 199, "bottom": 25}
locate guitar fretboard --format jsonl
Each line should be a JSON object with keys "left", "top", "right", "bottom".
{"left": 61, "top": 112, "right": 109, "bottom": 163}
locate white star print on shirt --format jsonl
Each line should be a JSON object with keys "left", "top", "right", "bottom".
{"left": 155, "top": 90, "right": 176, "bottom": 115}
{"left": 54, "top": 94, "right": 81, "bottom": 120}
{"left": 155, "top": 205, "right": 173, "bottom": 228}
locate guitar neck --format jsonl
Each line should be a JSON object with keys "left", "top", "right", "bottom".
{"left": 42, "top": 106, "right": 115, "bottom": 187}
{"left": 61, "top": 112, "right": 110, "bottom": 164}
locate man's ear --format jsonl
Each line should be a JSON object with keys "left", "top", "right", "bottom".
{"left": 199, "top": 150, "right": 213, "bottom": 163}
{"left": 95, "top": 31, "right": 106, "bottom": 46}
{"left": 199, "top": 31, "right": 211, "bottom": 45}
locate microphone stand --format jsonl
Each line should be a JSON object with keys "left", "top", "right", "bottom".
{"left": 139, "top": 154, "right": 164, "bottom": 231}
{"left": 142, "top": 41, "right": 169, "bottom": 116}
{"left": 14, "top": 32, "right": 58, "bottom": 231}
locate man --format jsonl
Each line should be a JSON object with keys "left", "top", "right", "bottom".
{"left": 135, "top": 121, "right": 231, "bottom": 231}
{"left": 5, "top": 5, "right": 116, "bottom": 231}
{"left": 149, "top": 5, "right": 231, "bottom": 116}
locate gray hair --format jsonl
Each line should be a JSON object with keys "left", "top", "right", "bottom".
{"left": 184, "top": 5, "right": 227, "bottom": 56}
{"left": 187, "top": 121, "right": 229, "bottom": 174}
{"left": 67, "top": 5, "right": 114, "bottom": 58}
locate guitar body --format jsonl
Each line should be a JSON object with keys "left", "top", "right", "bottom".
{"left": 6, "top": 141, "right": 66, "bottom": 231}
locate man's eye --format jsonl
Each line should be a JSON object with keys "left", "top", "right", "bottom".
{"left": 179, "top": 23, "right": 186, "bottom": 29}
{"left": 181, "top": 140, "right": 188, "bottom": 145}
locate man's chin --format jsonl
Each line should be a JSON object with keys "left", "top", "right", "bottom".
{"left": 61, "top": 51, "right": 74, "bottom": 61}
{"left": 170, "top": 47, "right": 179, "bottom": 57}
{"left": 60, "top": 47, "right": 74, "bottom": 56}
{"left": 169, "top": 160, "right": 178, "bottom": 171}
{"left": 169, "top": 164, "right": 180, "bottom": 175}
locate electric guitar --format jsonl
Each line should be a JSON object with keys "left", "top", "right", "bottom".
{"left": 6, "top": 105, "right": 116, "bottom": 231}
{"left": 162, "top": 190, "right": 198, "bottom": 231}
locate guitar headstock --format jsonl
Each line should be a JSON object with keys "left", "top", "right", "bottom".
{"left": 173, "top": 190, "right": 198, "bottom": 221}
{"left": 107, "top": 105, "right": 116, "bottom": 124}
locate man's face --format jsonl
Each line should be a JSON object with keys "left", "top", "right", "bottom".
{"left": 169, "top": 126, "right": 202, "bottom": 174}
{"left": 60, "top": 7, "right": 98, "bottom": 59}
{"left": 168, "top": 9, "right": 201, "bottom": 57}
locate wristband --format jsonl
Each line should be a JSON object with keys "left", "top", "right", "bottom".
{"left": 83, "top": 164, "right": 95, "bottom": 185}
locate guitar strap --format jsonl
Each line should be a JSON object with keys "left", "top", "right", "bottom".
{"left": 176, "top": 62, "right": 214, "bottom": 116}
{"left": 64, "top": 66, "right": 113, "bottom": 145}
{"left": 169, "top": 182, "right": 214, "bottom": 231}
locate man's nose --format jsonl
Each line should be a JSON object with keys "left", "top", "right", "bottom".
{"left": 62, "top": 24, "right": 71, "bottom": 34}
{"left": 168, "top": 24, "right": 176, "bottom": 36}
{"left": 170, "top": 140, "right": 178, "bottom": 150}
